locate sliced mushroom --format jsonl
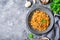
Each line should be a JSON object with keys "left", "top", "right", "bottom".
{"left": 40, "top": 0, "right": 49, "bottom": 4}
{"left": 40, "top": 37, "right": 49, "bottom": 40}
{"left": 25, "top": 1, "right": 31, "bottom": 7}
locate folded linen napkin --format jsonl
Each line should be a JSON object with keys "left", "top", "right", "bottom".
{"left": 41, "top": 15, "right": 60, "bottom": 40}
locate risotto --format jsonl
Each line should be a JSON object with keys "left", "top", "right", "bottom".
{"left": 29, "top": 10, "right": 50, "bottom": 31}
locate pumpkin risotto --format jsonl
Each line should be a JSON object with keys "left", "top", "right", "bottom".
{"left": 29, "top": 10, "right": 50, "bottom": 31}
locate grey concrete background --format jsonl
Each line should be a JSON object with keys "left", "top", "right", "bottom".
{"left": 0, "top": 0, "right": 27, "bottom": 40}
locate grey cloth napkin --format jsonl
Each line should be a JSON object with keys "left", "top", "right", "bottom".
{"left": 42, "top": 15, "right": 60, "bottom": 40}
{"left": 22, "top": 15, "right": 60, "bottom": 40}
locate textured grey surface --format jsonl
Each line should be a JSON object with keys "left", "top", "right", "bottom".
{"left": 0, "top": 0, "right": 26, "bottom": 40}
{"left": 0, "top": 0, "right": 60, "bottom": 40}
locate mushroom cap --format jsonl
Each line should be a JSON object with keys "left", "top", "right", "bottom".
{"left": 25, "top": 1, "right": 31, "bottom": 7}
{"left": 40, "top": 0, "right": 49, "bottom": 4}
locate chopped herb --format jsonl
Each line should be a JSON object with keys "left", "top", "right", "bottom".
{"left": 50, "top": 0, "right": 60, "bottom": 14}
{"left": 28, "top": 33, "right": 33, "bottom": 38}
{"left": 41, "top": 19, "right": 46, "bottom": 23}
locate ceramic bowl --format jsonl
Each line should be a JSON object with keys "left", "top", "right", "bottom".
{"left": 26, "top": 5, "right": 54, "bottom": 35}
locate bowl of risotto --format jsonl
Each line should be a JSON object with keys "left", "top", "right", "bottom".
{"left": 26, "top": 5, "right": 54, "bottom": 35}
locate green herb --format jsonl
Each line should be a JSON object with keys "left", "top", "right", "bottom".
{"left": 41, "top": 19, "right": 46, "bottom": 23}
{"left": 53, "top": 0, "right": 60, "bottom": 3}
{"left": 50, "top": 0, "right": 60, "bottom": 14}
{"left": 28, "top": 33, "right": 33, "bottom": 38}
